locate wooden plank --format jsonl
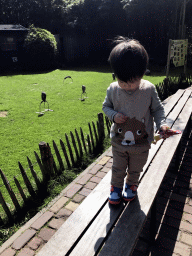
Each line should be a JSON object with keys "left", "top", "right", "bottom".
{"left": 162, "top": 89, "right": 185, "bottom": 116}
{"left": 37, "top": 90, "right": 191, "bottom": 256}
{"left": 68, "top": 93, "right": 192, "bottom": 256}
{"left": 99, "top": 98, "right": 192, "bottom": 256}
{"left": 36, "top": 171, "right": 111, "bottom": 256}
{"left": 140, "top": 89, "right": 191, "bottom": 179}
{"left": 70, "top": 197, "right": 125, "bottom": 256}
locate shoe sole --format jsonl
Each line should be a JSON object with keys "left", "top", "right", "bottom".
{"left": 108, "top": 199, "right": 121, "bottom": 205}
{"left": 123, "top": 196, "right": 136, "bottom": 202}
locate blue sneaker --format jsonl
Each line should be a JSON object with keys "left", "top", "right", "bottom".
{"left": 122, "top": 184, "right": 138, "bottom": 201}
{"left": 108, "top": 185, "right": 122, "bottom": 205}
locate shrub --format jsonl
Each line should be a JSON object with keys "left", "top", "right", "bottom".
{"left": 23, "top": 25, "right": 58, "bottom": 71}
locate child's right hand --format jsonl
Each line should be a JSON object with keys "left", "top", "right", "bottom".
{"left": 114, "top": 113, "right": 128, "bottom": 123}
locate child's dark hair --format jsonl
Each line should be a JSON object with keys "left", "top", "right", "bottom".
{"left": 108, "top": 36, "right": 149, "bottom": 82}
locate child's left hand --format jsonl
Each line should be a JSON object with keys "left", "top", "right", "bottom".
{"left": 160, "top": 125, "right": 170, "bottom": 139}
{"left": 159, "top": 125, "right": 181, "bottom": 139}
{"left": 153, "top": 125, "right": 181, "bottom": 144}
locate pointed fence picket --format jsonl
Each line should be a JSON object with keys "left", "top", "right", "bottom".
{"left": 0, "top": 113, "right": 111, "bottom": 224}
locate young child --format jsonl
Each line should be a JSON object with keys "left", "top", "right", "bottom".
{"left": 102, "top": 36, "right": 169, "bottom": 204}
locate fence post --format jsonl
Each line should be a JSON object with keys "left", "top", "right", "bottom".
{"left": 27, "top": 157, "right": 41, "bottom": 191}
{"left": 39, "top": 141, "right": 53, "bottom": 180}
{"left": 14, "top": 177, "right": 27, "bottom": 204}
{"left": 53, "top": 140, "right": 64, "bottom": 173}
{"left": 0, "top": 169, "right": 21, "bottom": 212}
{"left": 18, "top": 162, "right": 36, "bottom": 198}
{"left": 60, "top": 139, "right": 71, "bottom": 169}
{"left": 98, "top": 112, "right": 105, "bottom": 141}
{"left": 0, "top": 189, "right": 13, "bottom": 222}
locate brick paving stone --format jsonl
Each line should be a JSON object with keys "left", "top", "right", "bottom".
{"left": 65, "top": 201, "right": 79, "bottom": 212}
{"left": 98, "top": 156, "right": 111, "bottom": 165}
{"left": 0, "top": 248, "right": 16, "bottom": 256}
{"left": 64, "top": 184, "right": 82, "bottom": 198}
{"left": 188, "top": 198, "right": 192, "bottom": 206}
{"left": 105, "top": 162, "right": 113, "bottom": 169}
{"left": 106, "top": 150, "right": 112, "bottom": 157}
{"left": 79, "top": 187, "right": 92, "bottom": 197}
{"left": 48, "top": 218, "right": 65, "bottom": 230}
{"left": 173, "top": 242, "right": 191, "bottom": 256}
{"left": 95, "top": 171, "right": 106, "bottom": 178}
{"left": 182, "top": 212, "right": 192, "bottom": 223}
{"left": 56, "top": 208, "right": 72, "bottom": 218}
{"left": 181, "top": 232, "right": 192, "bottom": 245}
{"left": 89, "top": 164, "right": 102, "bottom": 175}
{"left": 101, "top": 166, "right": 111, "bottom": 173}
{"left": 38, "top": 228, "right": 56, "bottom": 242}
{"left": 72, "top": 194, "right": 85, "bottom": 203}
{"left": 27, "top": 237, "right": 43, "bottom": 250}
{"left": 31, "top": 211, "right": 54, "bottom": 230}
{"left": 90, "top": 176, "right": 102, "bottom": 184}
{"left": 76, "top": 174, "right": 92, "bottom": 185}
{"left": 12, "top": 229, "right": 36, "bottom": 250}
{"left": 84, "top": 181, "right": 97, "bottom": 190}
{"left": 17, "top": 248, "right": 35, "bottom": 256}
{"left": 184, "top": 204, "right": 192, "bottom": 214}
{"left": 49, "top": 196, "right": 69, "bottom": 213}
{"left": 180, "top": 220, "right": 192, "bottom": 233}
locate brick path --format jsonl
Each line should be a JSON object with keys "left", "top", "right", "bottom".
{"left": 0, "top": 122, "right": 192, "bottom": 256}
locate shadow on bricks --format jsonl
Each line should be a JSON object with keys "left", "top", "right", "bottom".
{"left": 133, "top": 127, "right": 192, "bottom": 256}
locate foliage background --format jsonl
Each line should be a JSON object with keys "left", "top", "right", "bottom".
{"left": 1, "top": 0, "right": 192, "bottom": 66}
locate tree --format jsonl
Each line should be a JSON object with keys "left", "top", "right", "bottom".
{"left": 23, "top": 25, "right": 58, "bottom": 70}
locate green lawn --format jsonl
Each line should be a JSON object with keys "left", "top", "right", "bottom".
{"left": 0, "top": 68, "right": 166, "bottom": 218}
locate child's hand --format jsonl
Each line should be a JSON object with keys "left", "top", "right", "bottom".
{"left": 160, "top": 125, "right": 170, "bottom": 139}
{"left": 114, "top": 113, "right": 128, "bottom": 123}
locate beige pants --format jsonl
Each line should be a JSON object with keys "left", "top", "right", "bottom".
{"left": 111, "top": 144, "right": 149, "bottom": 188}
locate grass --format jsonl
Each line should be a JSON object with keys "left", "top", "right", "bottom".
{"left": 0, "top": 66, "right": 167, "bottom": 244}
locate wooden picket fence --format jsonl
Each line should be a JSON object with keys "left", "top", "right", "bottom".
{"left": 0, "top": 113, "right": 112, "bottom": 224}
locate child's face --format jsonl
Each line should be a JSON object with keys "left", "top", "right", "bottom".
{"left": 117, "top": 78, "right": 141, "bottom": 91}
